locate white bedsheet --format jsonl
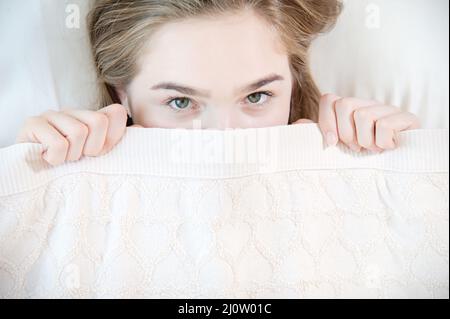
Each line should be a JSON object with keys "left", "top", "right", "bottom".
{"left": 0, "top": 124, "right": 448, "bottom": 298}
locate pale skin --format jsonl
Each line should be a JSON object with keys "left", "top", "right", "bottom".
{"left": 16, "top": 10, "right": 420, "bottom": 166}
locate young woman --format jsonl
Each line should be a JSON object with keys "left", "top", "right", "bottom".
{"left": 16, "top": 0, "right": 420, "bottom": 166}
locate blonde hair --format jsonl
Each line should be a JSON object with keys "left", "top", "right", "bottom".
{"left": 87, "top": 0, "right": 342, "bottom": 123}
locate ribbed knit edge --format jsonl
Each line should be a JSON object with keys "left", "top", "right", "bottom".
{"left": 0, "top": 123, "right": 448, "bottom": 196}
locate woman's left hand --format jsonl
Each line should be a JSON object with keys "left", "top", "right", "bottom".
{"left": 294, "top": 94, "right": 421, "bottom": 153}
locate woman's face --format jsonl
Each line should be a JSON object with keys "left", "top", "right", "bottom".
{"left": 118, "top": 9, "right": 293, "bottom": 129}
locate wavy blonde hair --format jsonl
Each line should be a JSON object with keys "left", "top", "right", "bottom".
{"left": 87, "top": 0, "right": 342, "bottom": 123}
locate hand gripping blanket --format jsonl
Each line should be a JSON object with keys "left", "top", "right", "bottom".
{"left": 0, "top": 124, "right": 448, "bottom": 299}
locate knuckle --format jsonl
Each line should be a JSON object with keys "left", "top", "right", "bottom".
{"left": 353, "top": 108, "right": 372, "bottom": 122}
{"left": 110, "top": 104, "right": 128, "bottom": 123}
{"left": 68, "top": 123, "right": 89, "bottom": 140}
{"left": 334, "top": 97, "right": 353, "bottom": 113}
{"left": 375, "top": 119, "right": 390, "bottom": 130}
{"left": 109, "top": 103, "right": 126, "bottom": 113}
{"left": 90, "top": 112, "right": 109, "bottom": 130}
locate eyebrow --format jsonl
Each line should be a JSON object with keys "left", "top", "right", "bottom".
{"left": 150, "top": 73, "right": 285, "bottom": 97}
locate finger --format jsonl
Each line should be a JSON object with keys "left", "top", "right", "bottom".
{"left": 97, "top": 104, "right": 128, "bottom": 155}
{"left": 61, "top": 108, "right": 109, "bottom": 156}
{"left": 353, "top": 105, "right": 402, "bottom": 152}
{"left": 292, "top": 118, "right": 315, "bottom": 124}
{"left": 334, "top": 97, "right": 379, "bottom": 152}
{"left": 318, "top": 93, "right": 341, "bottom": 147}
{"left": 17, "top": 117, "right": 69, "bottom": 166}
{"left": 41, "top": 111, "right": 88, "bottom": 161}
{"left": 375, "top": 111, "right": 421, "bottom": 149}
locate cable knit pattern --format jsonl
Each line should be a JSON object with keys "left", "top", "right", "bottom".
{"left": 0, "top": 124, "right": 448, "bottom": 298}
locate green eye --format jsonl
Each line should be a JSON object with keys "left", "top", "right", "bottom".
{"left": 247, "top": 91, "right": 272, "bottom": 105}
{"left": 169, "top": 97, "right": 191, "bottom": 110}
{"left": 248, "top": 93, "right": 262, "bottom": 103}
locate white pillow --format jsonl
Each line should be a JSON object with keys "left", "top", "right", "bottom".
{"left": 0, "top": 0, "right": 448, "bottom": 147}
{"left": 310, "top": 0, "right": 449, "bottom": 130}
{"left": 0, "top": 0, "right": 97, "bottom": 148}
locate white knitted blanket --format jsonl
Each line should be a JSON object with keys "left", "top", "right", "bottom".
{"left": 0, "top": 124, "right": 448, "bottom": 298}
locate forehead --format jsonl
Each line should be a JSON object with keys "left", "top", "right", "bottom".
{"left": 134, "top": 10, "right": 290, "bottom": 88}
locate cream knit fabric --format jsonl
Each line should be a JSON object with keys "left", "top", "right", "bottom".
{"left": 0, "top": 124, "right": 448, "bottom": 298}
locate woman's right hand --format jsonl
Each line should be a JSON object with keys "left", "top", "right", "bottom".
{"left": 16, "top": 104, "right": 135, "bottom": 166}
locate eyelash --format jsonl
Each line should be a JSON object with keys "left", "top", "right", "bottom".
{"left": 163, "top": 91, "right": 275, "bottom": 113}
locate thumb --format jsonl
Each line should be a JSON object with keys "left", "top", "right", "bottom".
{"left": 130, "top": 124, "right": 144, "bottom": 128}
{"left": 97, "top": 104, "right": 128, "bottom": 154}
{"left": 318, "top": 93, "right": 341, "bottom": 147}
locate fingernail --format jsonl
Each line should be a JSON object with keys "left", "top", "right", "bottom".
{"left": 326, "top": 132, "right": 338, "bottom": 147}
{"left": 393, "top": 134, "right": 398, "bottom": 147}
{"left": 99, "top": 146, "right": 111, "bottom": 156}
